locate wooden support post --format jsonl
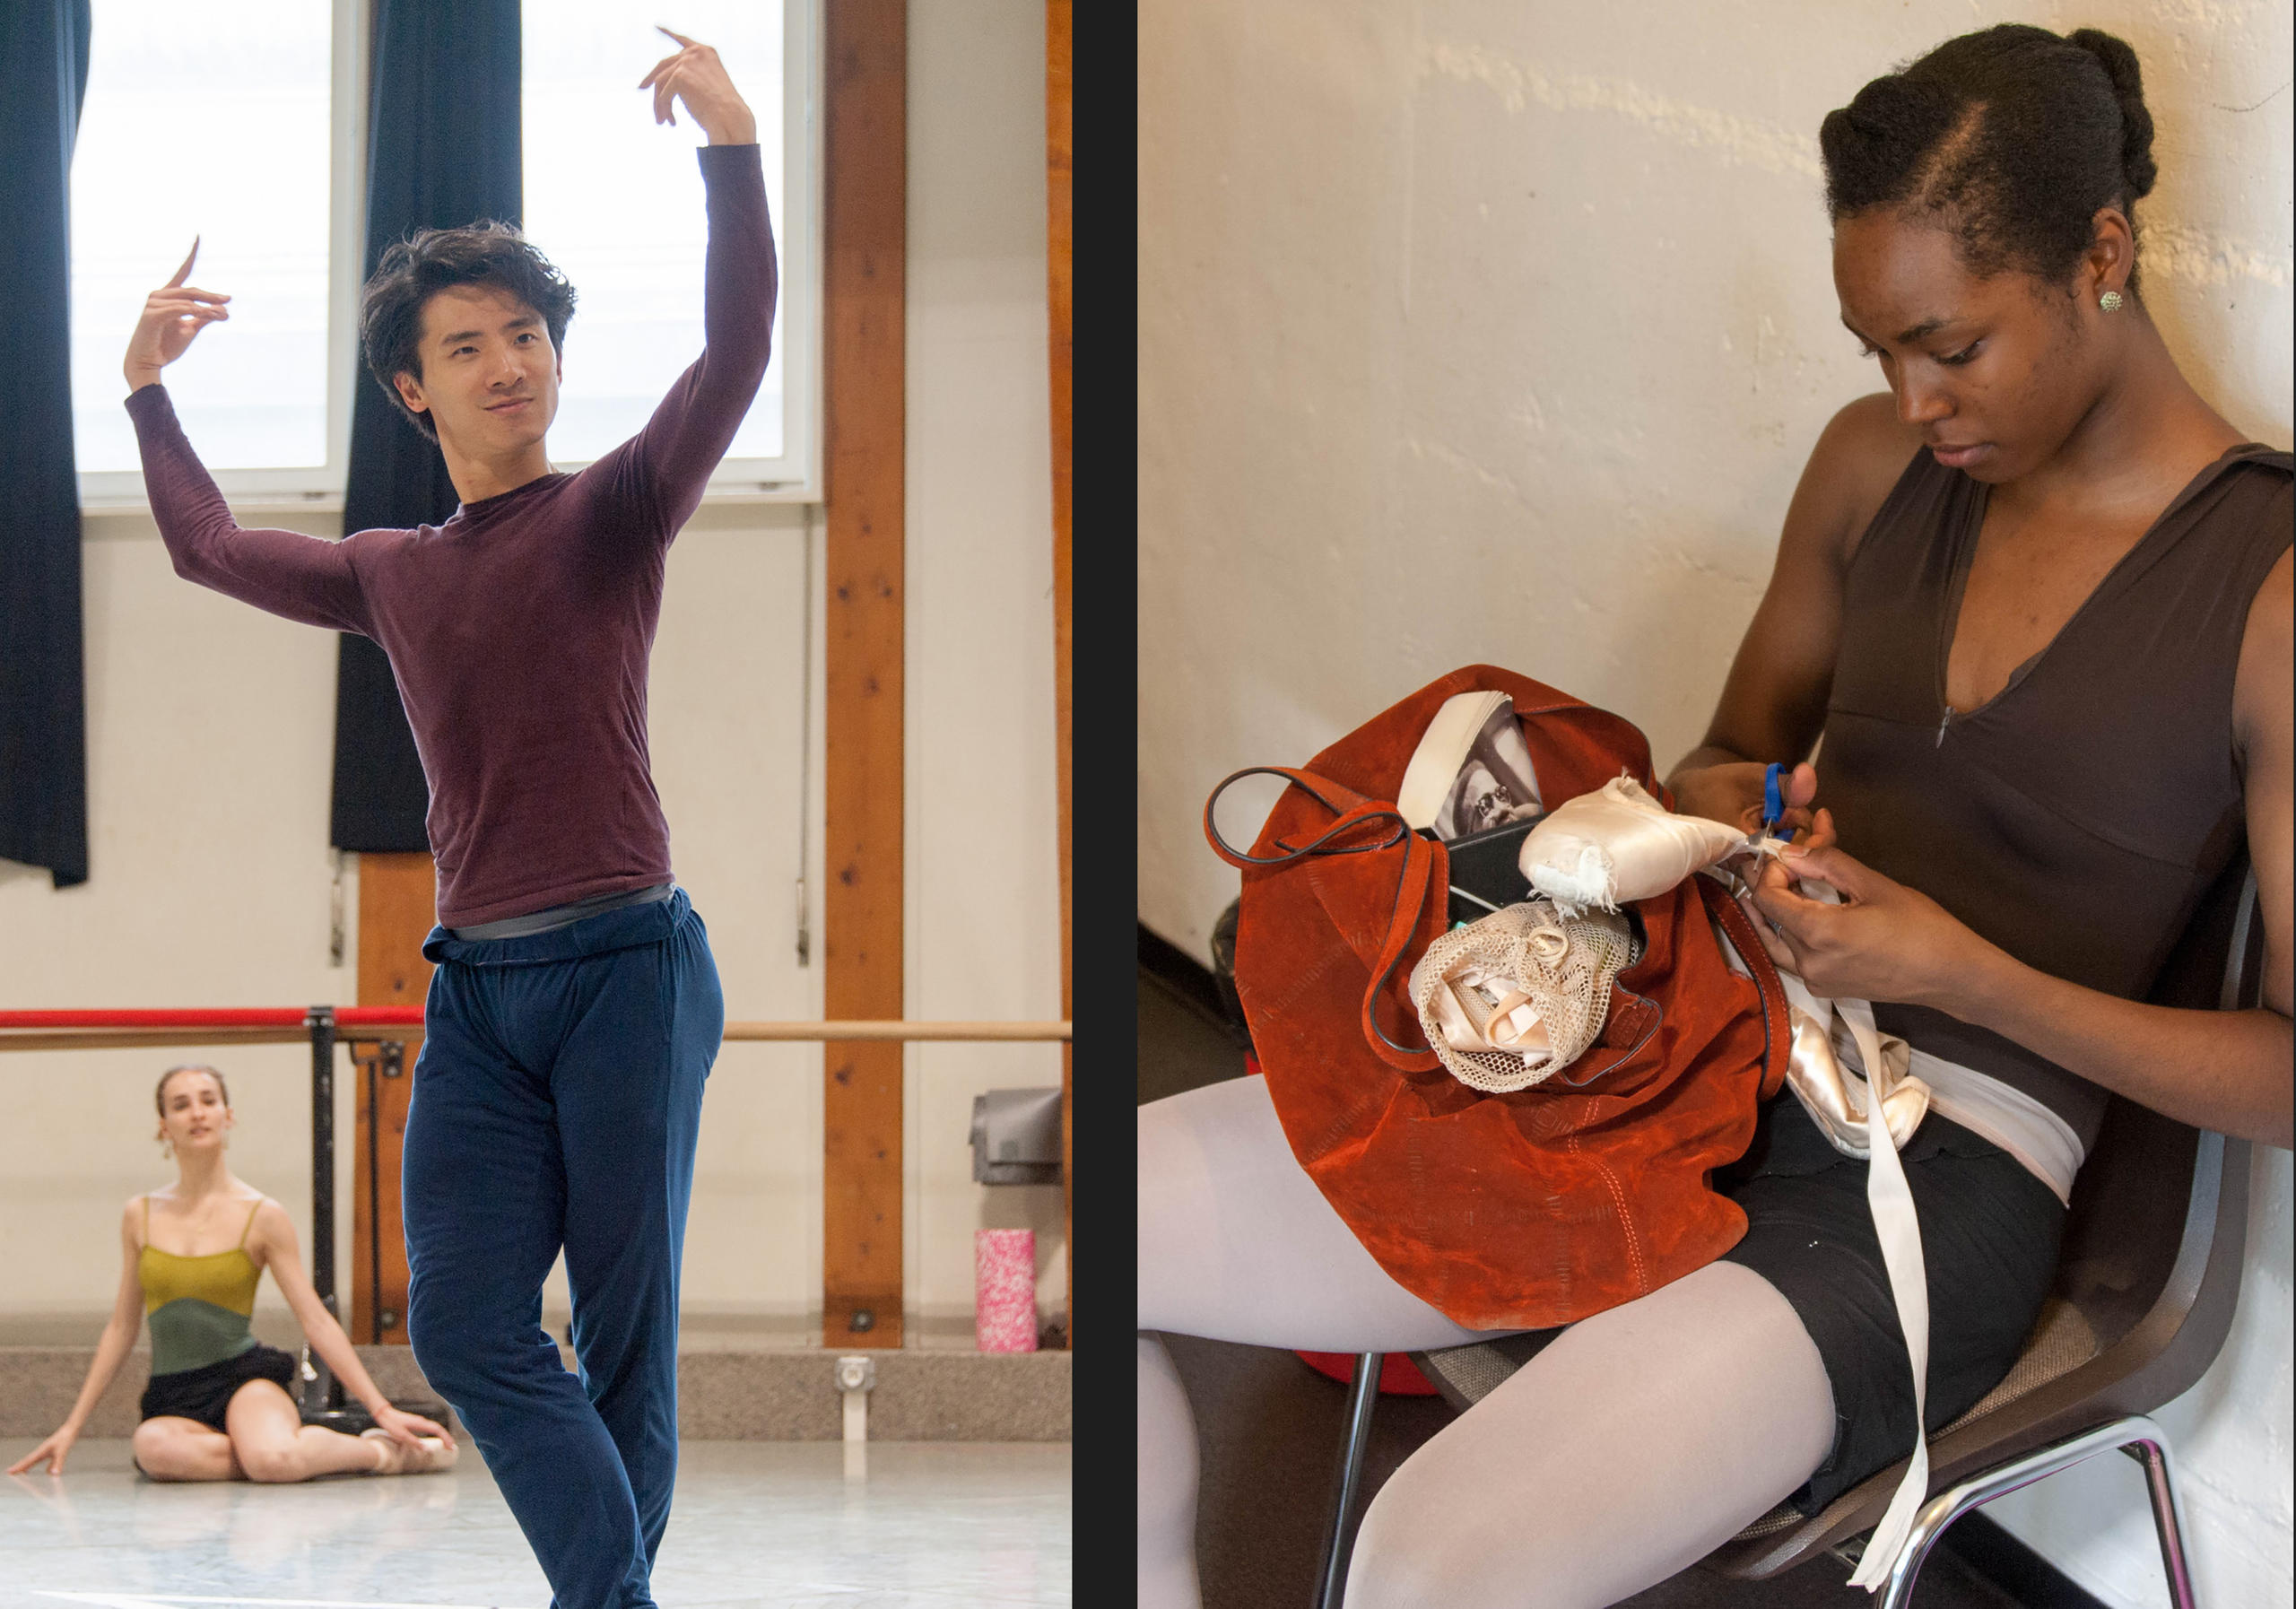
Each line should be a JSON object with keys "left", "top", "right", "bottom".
{"left": 350, "top": 850, "right": 433, "bottom": 1345}
{"left": 821, "top": 0, "right": 908, "bottom": 1352}
{"left": 1046, "top": 0, "right": 1074, "bottom": 1349}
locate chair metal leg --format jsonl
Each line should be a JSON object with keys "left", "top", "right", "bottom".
{"left": 1871, "top": 1414, "right": 2195, "bottom": 1609}
{"left": 2122, "top": 1429, "right": 2199, "bottom": 1608}
{"left": 1314, "top": 1352, "right": 1383, "bottom": 1609}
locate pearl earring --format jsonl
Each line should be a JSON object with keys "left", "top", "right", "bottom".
{"left": 2099, "top": 291, "right": 2125, "bottom": 313}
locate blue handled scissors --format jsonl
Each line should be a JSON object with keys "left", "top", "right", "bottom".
{"left": 1760, "top": 762, "right": 1787, "bottom": 847}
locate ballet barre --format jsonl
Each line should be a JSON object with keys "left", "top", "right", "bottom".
{"left": 0, "top": 1010, "right": 1071, "bottom": 1053}
{"left": 0, "top": 1005, "right": 1070, "bottom": 1410}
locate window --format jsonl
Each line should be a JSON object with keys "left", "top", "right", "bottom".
{"left": 71, "top": 0, "right": 818, "bottom": 509}
{"left": 69, "top": 0, "right": 348, "bottom": 501}
{"left": 523, "top": 0, "right": 813, "bottom": 491}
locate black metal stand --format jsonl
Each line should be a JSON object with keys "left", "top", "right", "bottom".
{"left": 301, "top": 1005, "right": 344, "bottom": 1418}
{"left": 351, "top": 1038, "right": 405, "bottom": 1341}
{"left": 1314, "top": 1352, "right": 1384, "bottom": 1609}
{"left": 295, "top": 1011, "right": 443, "bottom": 1439}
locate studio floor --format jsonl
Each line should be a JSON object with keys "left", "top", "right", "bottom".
{"left": 0, "top": 1439, "right": 1071, "bottom": 1609}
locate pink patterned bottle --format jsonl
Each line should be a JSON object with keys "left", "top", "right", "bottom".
{"left": 974, "top": 1229, "right": 1038, "bottom": 1352}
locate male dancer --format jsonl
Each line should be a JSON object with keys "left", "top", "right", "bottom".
{"left": 123, "top": 30, "right": 772, "bottom": 1609}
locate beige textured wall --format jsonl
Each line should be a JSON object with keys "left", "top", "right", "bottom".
{"left": 1138, "top": 3, "right": 2291, "bottom": 1605}
{"left": 0, "top": 0, "right": 1059, "bottom": 1351}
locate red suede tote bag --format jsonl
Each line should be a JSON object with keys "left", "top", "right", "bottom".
{"left": 1204, "top": 666, "right": 1792, "bottom": 1331}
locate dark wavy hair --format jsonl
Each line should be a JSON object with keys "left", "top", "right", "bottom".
{"left": 1820, "top": 24, "right": 2158, "bottom": 298}
{"left": 358, "top": 222, "right": 578, "bottom": 442}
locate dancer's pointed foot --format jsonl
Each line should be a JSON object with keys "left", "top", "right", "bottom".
{"left": 361, "top": 1427, "right": 459, "bottom": 1474}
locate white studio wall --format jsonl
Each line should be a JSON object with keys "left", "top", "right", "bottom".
{"left": 0, "top": 0, "right": 1062, "bottom": 1352}
{"left": 1138, "top": 3, "right": 2291, "bottom": 1605}
{"left": 906, "top": 0, "right": 1065, "bottom": 1343}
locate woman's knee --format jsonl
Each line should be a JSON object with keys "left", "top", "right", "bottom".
{"left": 234, "top": 1437, "right": 304, "bottom": 1483}
{"left": 132, "top": 1420, "right": 223, "bottom": 1482}
{"left": 1346, "top": 1474, "right": 1502, "bottom": 1609}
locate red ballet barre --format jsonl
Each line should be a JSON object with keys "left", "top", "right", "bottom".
{"left": 0, "top": 1005, "right": 1068, "bottom": 1414}
{"left": 0, "top": 1006, "right": 426, "bottom": 1030}
{"left": 0, "top": 1009, "right": 1069, "bottom": 1050}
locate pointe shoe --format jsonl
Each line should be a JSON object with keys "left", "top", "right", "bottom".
{"left": 361, "top": 1428, "right": 459, "bottom": 1474}
{"left": 406, "top": 1434, "right": 459, "bottom": 1474}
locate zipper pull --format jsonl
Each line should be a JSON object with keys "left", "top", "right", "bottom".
{"left": 1935, "top": 705, "right": 1953, "bottom": 748}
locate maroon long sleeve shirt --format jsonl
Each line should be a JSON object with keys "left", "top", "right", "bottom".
{"left": 128, "top": 144, "right": 778, "bottom": 928}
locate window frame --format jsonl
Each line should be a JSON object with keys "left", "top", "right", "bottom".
{"left": 75, "top": 0, "right": 823, "bottom": 513}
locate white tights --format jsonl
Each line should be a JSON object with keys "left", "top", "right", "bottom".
{"left": 1139, "top": 1074, "right": 1840, "bottom": 1609}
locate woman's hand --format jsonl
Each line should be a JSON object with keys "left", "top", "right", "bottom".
{"left": 368, "top": 1403, "right": 452, "bottom": 1447}
{"left": 124, "top": 239, "right": 230, "bottom": 393}
{"left": 1742, "top": 832, "right": 1996, "bottom": 1006}
{"left": 1669, "top": 758, "right": 1819, "bottom": 838}
{"left": 7, "top": 1424, "right": 78, "bottom": 1476}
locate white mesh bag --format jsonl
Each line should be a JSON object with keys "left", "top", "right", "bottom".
{"left": 1407, "top": 900, "right": 1636, "bottom": 1092}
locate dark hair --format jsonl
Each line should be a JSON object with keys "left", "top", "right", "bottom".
{"left": 155, "top": 1063, "right": 229, "bottom": 1119}
{"left": 1820, "top": 24, "right": 2157, "bottom": 297}
{"left": 358, "top": 222, "right": 578, "bottom": 442}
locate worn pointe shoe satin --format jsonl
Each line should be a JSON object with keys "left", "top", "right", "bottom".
{"left": 1520, "top": 775, "right": 1759, "bottom": 916}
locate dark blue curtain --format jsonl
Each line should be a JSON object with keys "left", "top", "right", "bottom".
{"left": 0, "top": 0, "right": 93, "bottom": 887}
{"left": 329, "top": 0, "right": 522, "bottom": 852}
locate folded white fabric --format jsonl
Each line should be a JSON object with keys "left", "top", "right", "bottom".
{"left": 1518, "top": 775, "right": 1766, "bottom": 917}
{"left": 1407, "top": 900, "right": 1636, "bottom": 1092}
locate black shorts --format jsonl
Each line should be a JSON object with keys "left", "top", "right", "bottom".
{"left": 1716, "top": 1092, "right": 2066, "bottom": 1512}
{"left": 139, "top": 1343, "right": 300, "bottom": 1434}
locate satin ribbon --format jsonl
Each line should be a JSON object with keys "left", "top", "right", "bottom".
{"left": 1709, "top": 867, "right": 1933, "bottom": 1591}
{"left": 1428, "top": 963, "right": 1553, "bottom": 1062}
{"left": 1837, "top": 974, "right": 1932, "bottom": 1594}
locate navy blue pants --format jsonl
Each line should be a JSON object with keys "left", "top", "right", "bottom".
{"left": 404, "top": 890, "right": 722, "bottom": 1609}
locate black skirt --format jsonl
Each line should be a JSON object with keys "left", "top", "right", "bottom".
{"left": 139, "top": 1342, "right": 300, "bottom": 1433}
{"left": 1715, "top": 1093, "right": 2066, "bottom": 1513}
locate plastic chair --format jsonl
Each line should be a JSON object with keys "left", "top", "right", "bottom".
{"left": 1310, "top": 856, "right": 2263, "bottom": 1609}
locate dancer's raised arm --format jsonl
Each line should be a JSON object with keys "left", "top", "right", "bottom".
{"left": 605, "top": 28, "right": 779, "bottom": 535}
{"left": 122, "top": 241, "right": 372, "bottom": 635}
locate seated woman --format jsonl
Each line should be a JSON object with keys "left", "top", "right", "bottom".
{"left": 8, "top": 1063, "right": 457, "bottom": 1482}
{"left": 1138, "top": 22, "right": 2291, "bottom": 1609}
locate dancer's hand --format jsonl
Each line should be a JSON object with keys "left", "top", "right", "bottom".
{"left": 370, "top": 1404, "right": 451, "bottom": 1446}
{"left": 639, "top": 28, "right": 756, "bottom": 145}
{"left": 1669, "top": 758, "right": 1819, "bottom": 838}
{"left": 7, "top": 1425, "right": 77, "bottom": 1475}
{"left": 124, "top": 239, "right": 230, "bottom": 393}
{"left": 1742, "top": 834, "right": 1991, "bottom": 1007}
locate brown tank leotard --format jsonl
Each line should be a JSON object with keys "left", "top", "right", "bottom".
{"left": 1820, "top": 441, "right": 2292, "bottom": 1152}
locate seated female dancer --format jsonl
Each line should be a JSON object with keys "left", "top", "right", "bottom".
{"left": 7, "top": 1064, "right": 457, "bottom": 1482}
{"left": 1139, "top": 23, "right": 2291, "bottom": 1608}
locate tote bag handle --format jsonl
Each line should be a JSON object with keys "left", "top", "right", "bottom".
{"left": 1205, "top": 767, "right": 1442, "bottom": 1071}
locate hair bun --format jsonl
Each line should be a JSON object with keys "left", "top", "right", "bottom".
{"left": 2067, "top": 27, "right": 2157, "bottom": 200}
